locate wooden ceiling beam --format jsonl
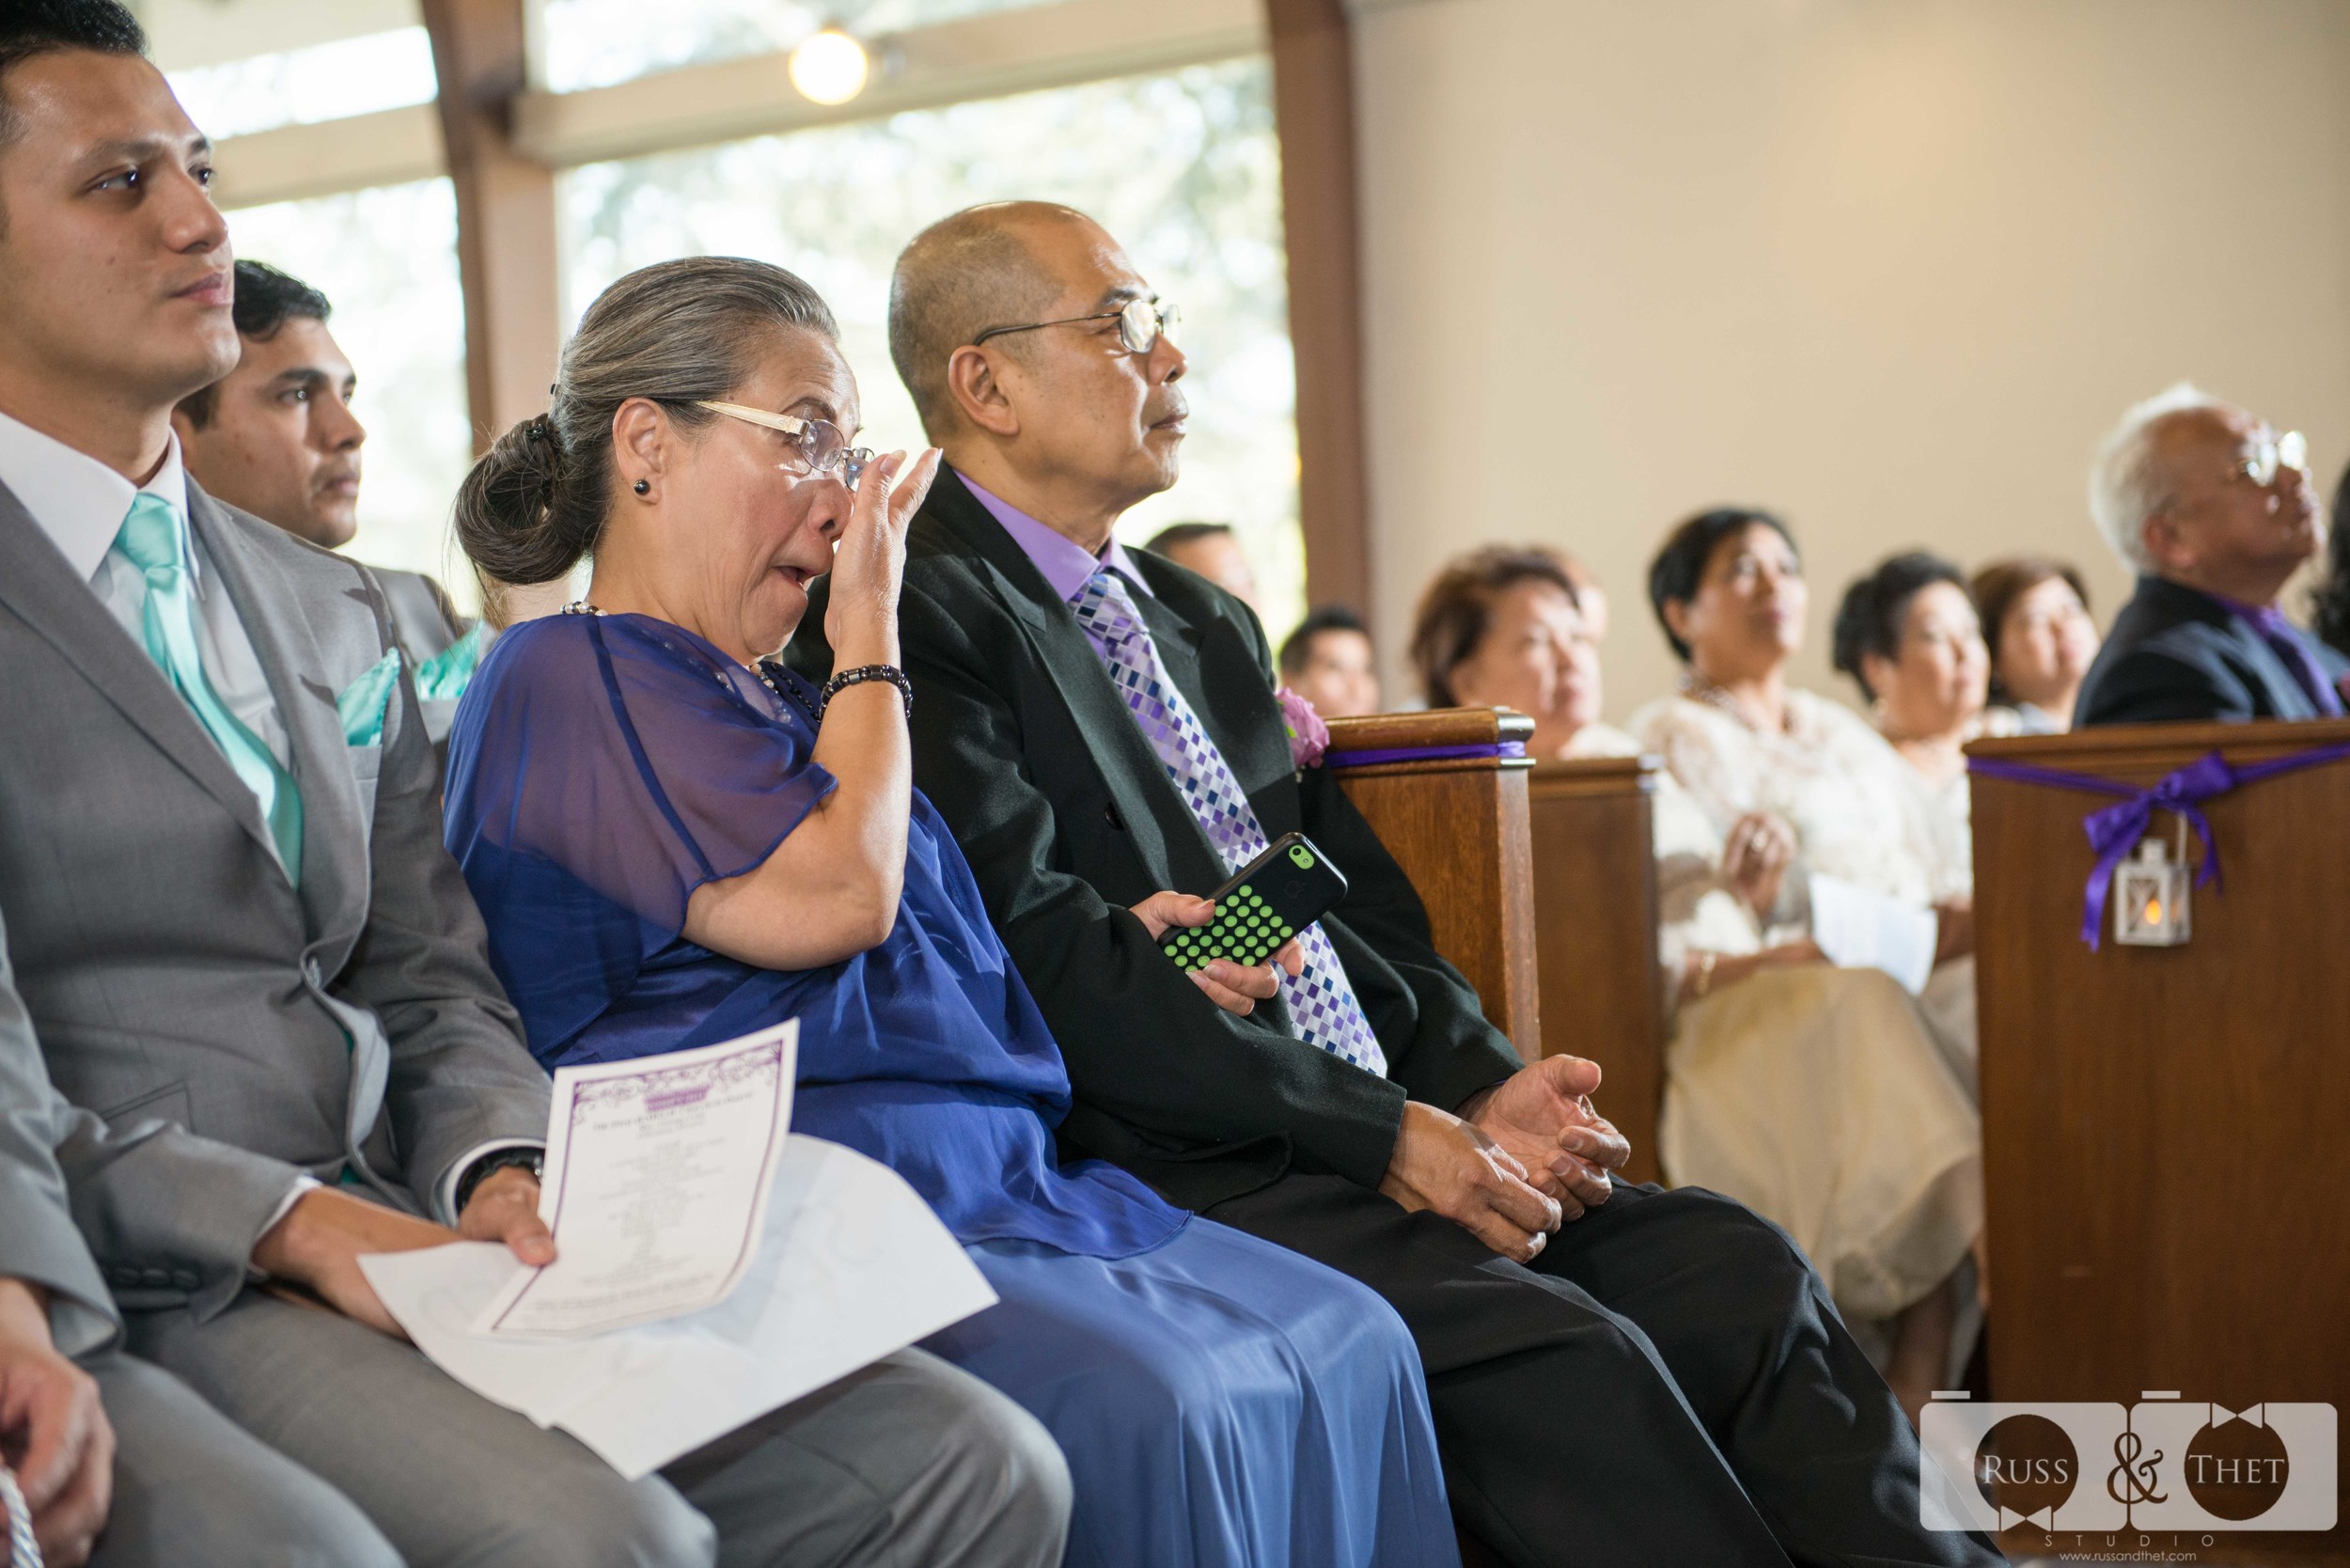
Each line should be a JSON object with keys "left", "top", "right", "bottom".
{"left": 1267, "top": 0, "right": 1372, "bottom": 627}
{"left": 418, "top": 0, "right": 559, "bottom": 456}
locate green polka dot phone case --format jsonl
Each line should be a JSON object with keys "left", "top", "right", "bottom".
{"left": 1158, "top": 832, "right": 1349, "bottom": 973}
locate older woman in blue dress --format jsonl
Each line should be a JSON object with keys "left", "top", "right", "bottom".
{"left": 441, "top": 257, "right": 1456, "bottom": 1568}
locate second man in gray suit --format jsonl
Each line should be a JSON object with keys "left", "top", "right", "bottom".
{"left": 172, "top": 258, "right": 490, "bottom": 753}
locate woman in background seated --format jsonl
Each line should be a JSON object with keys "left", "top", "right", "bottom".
{"left": 1970, "top": 556, "right": 2099, "bottom": 733}
{"left": 1633, "top": 512, "right": 1979, "bottom": 1067}
{"left": 1413, "top": 546, "right": 1787, "bottom": 959}
{"left": 442, "top": 258, "right": 1458, "bottom": 1568}
{"left": 1414, "top": 543, "right": 1980, "bottom": 1424}
{"left": 1410, "top": 546, "right": 1616, "bottom": 752}
{"left": 1832, "top": 551, "right": 2010, "bottom": 907}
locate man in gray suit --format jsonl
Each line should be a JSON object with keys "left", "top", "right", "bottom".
{"left": 171, "top": 259, "right": 488, "bottom": 749}
{"left": 1, "top": 904, "right": 400, "bottom": 1567}
{"left": 0, "top": 7, "right": 1070, "bottom": 1564}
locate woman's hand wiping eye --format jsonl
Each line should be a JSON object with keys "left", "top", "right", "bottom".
{"left": 822, "top": 447, "right": 941, "bottom": 666}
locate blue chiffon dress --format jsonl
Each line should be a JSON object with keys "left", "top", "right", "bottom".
{"left": 445, "top": 612, "right": 1459, "bottom": 1568}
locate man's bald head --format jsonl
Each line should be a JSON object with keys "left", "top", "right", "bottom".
{"left": 888, "top": 201, "right": 1092, "bottom": 439}
{"left": 892, "top": 201, "right": 1187, "bottom": 544}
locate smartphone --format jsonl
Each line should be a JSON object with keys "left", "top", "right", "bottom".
{"left": 1158, "top": 832, "right": 1349, "bottom": 972}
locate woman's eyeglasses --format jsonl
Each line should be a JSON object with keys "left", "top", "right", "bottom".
{"left": 697, "top": 400, "right": 875, "bottom": 489}
{"left": 970, "top": 297, "right": 1179, "bottom": 357}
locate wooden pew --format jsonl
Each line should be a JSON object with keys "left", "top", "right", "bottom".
{"left": 1969, "top": 717, "right": 2350, "bottom": 1561}
{"left": 1325, "top": 708, "right": 1541, "bottom": 1056}
{"left": 1331, "top": 714, "right": 1667, "bottom": 1567}
{"left": 1325, "top": 714, "right": 1670, "bottom": 1183}
{"left": 1528, "top": 755, "right": 1666, "bottom": 1186}
{"left": 1325, "top": 708, "right": 1548, "bottom": 1568}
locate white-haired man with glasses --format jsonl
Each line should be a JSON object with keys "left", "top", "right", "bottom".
{"left": 2077, "top": 382, "right": 2347, "bottom": 725}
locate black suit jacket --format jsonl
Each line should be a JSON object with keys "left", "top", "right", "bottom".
{"left": 2076, "top": 574, "right": 2350, "bottom": 727}
{"left": 788, "top": 469, "right": 1520, "bottom": 1211}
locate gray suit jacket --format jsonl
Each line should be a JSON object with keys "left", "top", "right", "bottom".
{"left": 0, "top": 477, "right": 550, "bottom": 1321}
{"left": 374, "top": 565, "right": 484, "bottom": 748}
{"left": 0, "top": 903, "right": 123, "bottom": 1357}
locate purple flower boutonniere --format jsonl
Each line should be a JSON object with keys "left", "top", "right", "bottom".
{"left": 1277, "top": 686, "right": 1329, "bottom": 768}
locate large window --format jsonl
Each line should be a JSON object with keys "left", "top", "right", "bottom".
{"left": 538, "top": 0, "right": 1058, "bottom": 93}
{"left": 217, "top": 181, "right": 478, "bottom": 607}
{"left": 167, "top": 25, "right": 437, "bottom": 139}
{"left": 165, "top": 5, "right": 1297, "bottom": 630}
{"left": 162, "top": 3, "right": 474, "bottom": 607}
{"left": 559, "top": 55, "right": 1303, "bottom": 633}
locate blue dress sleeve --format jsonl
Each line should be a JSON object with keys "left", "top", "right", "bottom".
{"left": 445, "top": 614, "right": 835, "bottom": 1054}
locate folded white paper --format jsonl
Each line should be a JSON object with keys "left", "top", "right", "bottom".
{"left": 361, "top": 1135, "right": 998, "bottom": 1479}
{"left": 478, "top": 1024, "right": 798, "bottom": 1340}
{"left": 1808, "top": 873, "right": 1938, "bottom": 995}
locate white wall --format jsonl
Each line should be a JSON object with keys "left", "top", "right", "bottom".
{"left": 1352, "top": 0, "right": 2350, "bottom": 718}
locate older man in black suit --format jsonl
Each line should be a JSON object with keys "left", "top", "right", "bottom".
{"left": 2077, "top": 383, "right": 2348, "bottom": 725}
{"left": 790, "top": 199, "right": 2001, "bottom": 1568}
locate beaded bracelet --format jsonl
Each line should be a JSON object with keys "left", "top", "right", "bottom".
{"left": 820, "top": 664, "right": 914, "bottom": 720}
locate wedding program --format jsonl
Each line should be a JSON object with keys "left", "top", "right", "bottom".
{"left": 478, "top": 1021, "right": 798, "bottom": 1339}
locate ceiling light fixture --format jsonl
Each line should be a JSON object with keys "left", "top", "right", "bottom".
{"left": 788, "top": 24, "right": 870, "bottom": 107}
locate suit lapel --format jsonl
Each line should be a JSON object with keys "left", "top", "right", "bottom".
{"left": 2226, "top": 619, "right": 2320, "bottom": 718}
{"left": 923, "top": 473, "right": 1224, "bottom": 892}
{"left": 188, "top": 488, "right": 368, "bottom": 940}
{"left": 2145, "top": 577, "right": 2323, "bottom": 719}
{"left": 0, "top": 478, "right": 280, "bottom": 862}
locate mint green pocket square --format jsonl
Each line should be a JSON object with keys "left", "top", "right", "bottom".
{"left": 337, "top": 650, "right": 401, "bottom": 747}
{"left": 414, "top": 622, "right": 488, "bottom": 703}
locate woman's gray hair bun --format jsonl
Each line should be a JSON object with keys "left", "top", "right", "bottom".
{"left": 450, "top": 256, "right": 839, "bottom": 604}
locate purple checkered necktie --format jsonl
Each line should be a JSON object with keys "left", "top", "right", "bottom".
{"left": 1069, "top": 568, "right": 1386, "bottom": 1074}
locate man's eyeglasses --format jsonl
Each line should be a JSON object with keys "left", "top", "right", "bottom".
{"left": 2236, "top": 429, "right": 2309, "bottom": 490}
{"left": 697, "top": 400, "right": 874, "bottom": 490}
{"left": 971, "top": 297, "right": 1180, "bottom": 357}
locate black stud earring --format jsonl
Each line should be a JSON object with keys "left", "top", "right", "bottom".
{"left": 634, "top": 479, "right": 650, "bottom": 496}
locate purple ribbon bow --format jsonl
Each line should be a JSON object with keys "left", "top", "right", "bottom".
{"left": 1968, "top": 742, "right": 2350, "bottom": 949}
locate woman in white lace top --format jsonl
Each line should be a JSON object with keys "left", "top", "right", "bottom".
{"left": 1830, "top": 552, "right": 2050, "bottom": 1076}
{"left": 1623, "top": 512, "right": 1984, "bottom": 1422}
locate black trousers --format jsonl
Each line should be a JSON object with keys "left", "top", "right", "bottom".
{"left": 1203, "top": 1175, "right": 2003, "bottom": 1568}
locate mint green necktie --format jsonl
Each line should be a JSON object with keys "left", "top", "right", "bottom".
{"left": 114, "top": 494, "right": 304, "bottom": 883}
